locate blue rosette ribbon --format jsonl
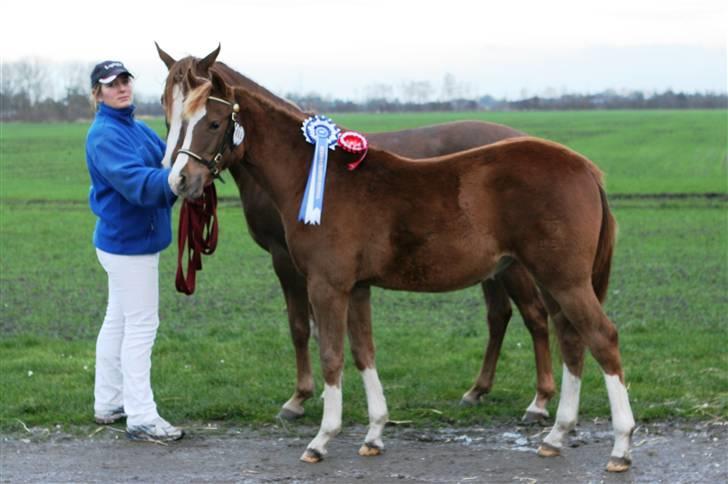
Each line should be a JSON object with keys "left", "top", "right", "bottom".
{"left": 298, "top": 115, "right": 340, "bottom": 224}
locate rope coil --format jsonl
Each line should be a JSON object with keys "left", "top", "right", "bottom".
{"left": 175, "top": 184, "right": 219, "bottom": 295}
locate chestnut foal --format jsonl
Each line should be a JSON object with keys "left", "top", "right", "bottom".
{"left": 156, "top": 45, "right": 554, "bottom": 421}
{"left": 170, "top": 71, "right": 635, "bottom": 472}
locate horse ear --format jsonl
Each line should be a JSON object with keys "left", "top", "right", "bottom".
{"left": 197, "top": 43, "right": 221, "bottom": 74}
{"left": 210, "top": 70, "right": 229, "bottom": 97}
{"left": 155, "top": 42, "right": 176, "bottom": 70}
{"left": 185, "top": 67, "right": 205, "bottom": 89}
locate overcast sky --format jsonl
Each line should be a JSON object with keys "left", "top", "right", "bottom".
{"left": 2, "top": 0, "right": 726, "bottom": 100}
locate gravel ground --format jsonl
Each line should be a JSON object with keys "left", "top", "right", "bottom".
{"left": 1, "top": 419, "right": 726, "bottom": 483}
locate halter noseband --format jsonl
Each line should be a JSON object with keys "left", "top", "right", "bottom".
{"left": 176, "top": 96, "right": 240, "bottom": 183}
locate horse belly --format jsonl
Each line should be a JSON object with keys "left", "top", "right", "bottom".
{"left": 377, "top": 239, "right": 502, "bottom": 292}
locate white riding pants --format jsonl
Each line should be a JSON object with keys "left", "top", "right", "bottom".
{"left": 94, "top": 249, "right": 162, "bottom": 426}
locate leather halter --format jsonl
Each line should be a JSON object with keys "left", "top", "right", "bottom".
{"left": 175, "top": 96, "right": 240, "bottom": 182}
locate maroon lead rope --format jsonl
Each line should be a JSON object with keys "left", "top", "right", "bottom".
{"left": 175, "top": 184, "right": 219, "bottom": 295}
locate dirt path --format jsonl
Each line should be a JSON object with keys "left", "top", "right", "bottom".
{"left": 2, "top": 420, "right": 726, "bottom": 483}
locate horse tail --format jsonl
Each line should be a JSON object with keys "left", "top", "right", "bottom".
{"left": 592, "top": 184, "right": 616, "bottom": 304}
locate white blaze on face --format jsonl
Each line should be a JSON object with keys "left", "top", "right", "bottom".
{"left": 161, "top": 84, "right": 184, "bottom": 168}
{"left": 168, "top": 105, "right": 207, "bottom": 193}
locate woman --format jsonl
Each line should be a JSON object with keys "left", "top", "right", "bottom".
{"left": 85, "top": 60, "right": 182, "bottom": 441}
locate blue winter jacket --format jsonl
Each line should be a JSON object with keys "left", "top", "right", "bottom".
{"left": 86, "top": 104, "right": 177, "bottom": 255}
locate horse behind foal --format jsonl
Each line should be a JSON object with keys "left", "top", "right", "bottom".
{"left": 172, "top": 73, "right": 636, "bottom": 472}
{"left": 157, "top": 45, "right": 554, "bottom": 421}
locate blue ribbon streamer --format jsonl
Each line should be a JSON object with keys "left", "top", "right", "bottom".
{"left": 298, "top": 116, "right": 339, "bottom": 224}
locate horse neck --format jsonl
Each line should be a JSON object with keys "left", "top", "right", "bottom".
{"left": 212, "top": 62, "right": 303, "bottom": 113}
{"left": 238, "top": 91, "right": 311, "bottom": 216}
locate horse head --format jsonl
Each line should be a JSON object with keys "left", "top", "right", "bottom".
{"left": 169, "top": 69, "right": 243, "bottom": 199}
{"left": 156, "top": 43, "right": 220, "bottom": 168}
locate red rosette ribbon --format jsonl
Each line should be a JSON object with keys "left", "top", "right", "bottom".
{"left": 337, "top": 131, "right": 368, "bottom": 170}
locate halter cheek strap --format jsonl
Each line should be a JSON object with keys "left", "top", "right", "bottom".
{"left": 175, "top": 96, "right": 241, "bottom": 182}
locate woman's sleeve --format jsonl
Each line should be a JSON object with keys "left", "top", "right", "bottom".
{"left": 91, "top": 133, "right": 177, "bottom": 208}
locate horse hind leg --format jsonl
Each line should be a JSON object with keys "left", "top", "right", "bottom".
{"left": 536, "top": 294, "right": 585, "bottom": 456}
{"left": 270, "top": 246, "right": 314, "bottom": 420}
{"left": 501, "top": 263, "right": 556, "bottom": 423}
{"left": 461, "top": 277, "right": 512, "bottom": 406}
{"left": 540, "top": 285, "right": 635, "bottom": 472}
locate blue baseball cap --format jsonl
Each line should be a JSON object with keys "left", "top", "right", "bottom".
{"left": 90, "top": 60, "right": 134, "bottom": 87}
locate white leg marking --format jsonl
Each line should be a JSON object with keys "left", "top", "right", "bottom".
{"left": 304, "top": 383, "right": 342, "bottom": 457}
{"left": 161, "top": 84, "right": 183, "bottom": 168}
{"left": 168, "top": 106, "right": 206, "bottom": 193}
{"left": 282, "top": 374, "right": 314, "bottom": 417}
{"left": 281, "top": 395, "right": 305, "bottom": 416}
{"left": 362, "top": 367, "right": 388, "bottom": 448}
{"left": 525, "top": 393, "right": 550, "bottom": 418}
{"left": 543, "top": 364, "right": 581, "bottom": 449}
{"left": 604, "top": 374, "right": 635, "bottom": 460}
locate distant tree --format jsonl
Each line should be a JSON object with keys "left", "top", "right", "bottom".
{"left": 364, "top": 82, "right": 394, "bottom": 102}
{"left": 400, "top": 80, "right": 433, "bottom": 104}
{"left": 63, "top": 87, "right": 94, "bottom": 120}
{"left": 2, "top": 58, "right": 51, "bottom": 120}
{"left": 135, "top": 95, "right": 164, "bottom": 117}
{"left": 2, "top": 58, "right": 727, "bottom": 119}
{"left": 542, "top": 86, "right": 558, "bottom": 99}
{"left": 441, "top": 73, "right": 458, "bottom": 101}
{"left": 11, "top": 58, "right": 49, "bottom": 105}
{"left": 59, "top": 62, "right": 93, "bottom": 99}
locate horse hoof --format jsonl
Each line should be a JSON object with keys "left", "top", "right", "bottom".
{"left": 521, "top": 411, "right": 548, "bottom": 425}
{"left": 277, "top": 407, "right": 304, "bottom": 421}
{"left": 459, "top": 395, "right": 479, "bottom": 407}
{"left": 537, "top": 443, "right": 561, "bottom": 458}
{"left": 606, "top": 457, "right": 631, "bottom": 473}
{"left": 300, "top": 448, "right": 323, "bottom": 464}
{"left": 358, "top": 442, "right": 383, "bottom": 457}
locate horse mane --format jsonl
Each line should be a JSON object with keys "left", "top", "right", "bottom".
{"left": 210, "top": 61, "right": 303, "bottom": 112}
{"left": 164, "top": 54, "right": 302, "bottom": 114}
{"left": 218, "top": 78, "right": 307, "bottom": 127}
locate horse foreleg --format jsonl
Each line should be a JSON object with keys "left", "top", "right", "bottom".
{"left": 347, "top": 286, "right": 388, "bottom": 456}
{"left": 270, "top": 246, "right": 314, "bottom": 420}
{"left": 300, "top": 280, "right": 349, "bottom": 463}
{"left": 461, "top": 278, "right": 511, "bottom": 405}
{"left": 501, "top": 264, "right": 555, "bottom": 422}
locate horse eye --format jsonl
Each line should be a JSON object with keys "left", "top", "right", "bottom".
{"left": 210, "top": 121, "right": 221, "bottom": 130}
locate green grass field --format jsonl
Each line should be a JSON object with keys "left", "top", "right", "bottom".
{"left": 0, "top": 110, "right": 726, "bottom": 432}
{"left": 1, "top": 110, "right": 726, "bottom": 201}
